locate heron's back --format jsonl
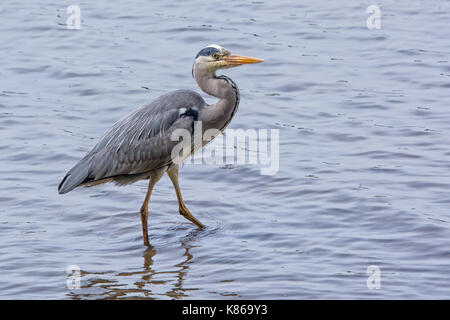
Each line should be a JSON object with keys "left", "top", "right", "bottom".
{"left": 58, "top": 89, "right": 206, "bottom": 194}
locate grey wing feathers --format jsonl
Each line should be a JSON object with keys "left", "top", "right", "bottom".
{"left": 58, "top": 90, "right": 205, "bottom": 194}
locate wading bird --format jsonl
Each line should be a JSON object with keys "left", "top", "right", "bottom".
{"left": 58, "top": 44, "right": 263, "bottom": 245}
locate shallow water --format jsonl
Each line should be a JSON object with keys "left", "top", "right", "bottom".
{"left": 1, "top": 0, "right": 450, "bottom": 299}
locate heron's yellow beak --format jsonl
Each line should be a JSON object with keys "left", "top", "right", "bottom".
{"left": 223, "top": 54, "right": 264, "bottom": 66}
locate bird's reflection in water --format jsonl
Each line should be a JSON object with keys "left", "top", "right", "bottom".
{"left": 67, "top": 228, "right": 208, "bottom": 300}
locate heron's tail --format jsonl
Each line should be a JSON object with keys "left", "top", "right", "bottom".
{"left": 58, "top": 156, "right": 91, "bottom": 194}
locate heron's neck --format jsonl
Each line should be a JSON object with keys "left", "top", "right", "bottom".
{"left": 194, "top": 69, "right": 240, "bottom": 131}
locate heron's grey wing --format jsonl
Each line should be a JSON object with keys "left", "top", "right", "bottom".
{"left": 58, "top": 90, "right": 205, "bottom": 194}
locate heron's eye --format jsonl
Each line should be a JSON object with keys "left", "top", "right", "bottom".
{"left": 212, "top": 53, "right": 220, "bottom": 60}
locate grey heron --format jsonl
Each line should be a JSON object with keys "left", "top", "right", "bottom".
{"left": 58, "top": 44, "right": 263, "bottom": 245}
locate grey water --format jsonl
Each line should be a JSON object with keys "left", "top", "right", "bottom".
{"left": 1, "top": 0, "right": 450, "bottom": 299}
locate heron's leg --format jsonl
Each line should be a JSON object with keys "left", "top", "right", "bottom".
{"left": 140, "top": 170, "right": 164, "bottom": 246}
{"left": 167, "top": 165, "right": 204, "bottom": 229}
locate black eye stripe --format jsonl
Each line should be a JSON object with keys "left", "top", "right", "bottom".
{"left": 195, "top": 47, "right": 220, "bottom": 59}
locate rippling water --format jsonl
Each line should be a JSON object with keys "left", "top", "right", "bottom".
{"left": 1, "top": 0, "right": 449, "bottom": 299}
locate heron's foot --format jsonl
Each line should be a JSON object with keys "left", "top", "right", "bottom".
{"left": 140, "top": 206, "right": 150, "bottom": 246}
{"left": 179, "top": 205, "right": 205, "bottom": 229}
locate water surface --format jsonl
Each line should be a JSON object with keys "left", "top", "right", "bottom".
{"left": 1, "top": 0, "right": 450, "bottom": 299}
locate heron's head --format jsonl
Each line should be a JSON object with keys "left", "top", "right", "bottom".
{"left": 193, "top": 44, "right": 263, "bottom": 76}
